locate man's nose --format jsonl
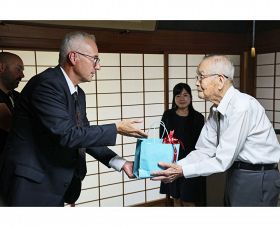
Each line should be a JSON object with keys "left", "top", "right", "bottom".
{"left": 94, "top": 63, "right": 100, "bottom": 70}
{"left": 20, "top": 72, "right": 25, "bottom": 79}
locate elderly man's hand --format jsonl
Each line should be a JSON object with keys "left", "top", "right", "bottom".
{"left": 150, "top": 162, "right": 183, "bottom": 183}
{"left": 116, "top": 119, "right": 148, "bottom": 138}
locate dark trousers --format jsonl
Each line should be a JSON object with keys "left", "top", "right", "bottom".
{"left": 0, "top": 194, "right": 7, "bottom": 206}
{"left": 224, "top": 167, "right": 280, "bottom": 206}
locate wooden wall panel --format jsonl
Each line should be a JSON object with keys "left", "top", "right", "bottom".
{"left": 0, "top": 22, "right": 249, "bottom": 54}
{"left": 256, "top": 29, "right": 280, "bottom": 53}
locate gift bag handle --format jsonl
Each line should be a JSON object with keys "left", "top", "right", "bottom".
{"left": 148, "top": 121, "right": 179, "bottom": 163}
{"left": 148, "top": 121, "right": 171, "bottom": 142}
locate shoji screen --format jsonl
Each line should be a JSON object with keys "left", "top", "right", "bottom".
{"left": 77, "top": 53, "right": 166, "bottom": 206}
{"left": 276, "top": 54, "right": 280, "bottom": 144}
{"left": 256, "top": 53, "right": 280, "bottom": 130}
{"left": 274, "top": 54, "right": 280, "bottom": 130}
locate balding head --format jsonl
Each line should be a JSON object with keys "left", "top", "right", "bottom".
{"left": 0, "top": 52, "right": 24, "bottom": 92}
{"left": 0, "top": 52, "right": 22, "bottom": 65}
{"left": 199, "top": 55, "right": 235, "bottom": 80}
{"left": 196, "top": 55, "right": 234, "bottom": 105}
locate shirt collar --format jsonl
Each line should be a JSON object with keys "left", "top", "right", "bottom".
{"left": 217, "top": 85, "right": 235, "bottom": 116}
{"left": 60, "top": 67, "right": 78, "bottom": 95}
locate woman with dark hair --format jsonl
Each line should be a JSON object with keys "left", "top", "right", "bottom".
{"left": 159, "top": 83, "right": 206, "bottom": 206}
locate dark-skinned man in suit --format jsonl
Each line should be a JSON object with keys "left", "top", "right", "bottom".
{"left": 0, "top": 52, "right": 24, "bottom": 206}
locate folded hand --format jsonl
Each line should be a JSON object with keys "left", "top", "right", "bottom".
{"left": 150, "top": 162, "right": 183, "bottom": 183}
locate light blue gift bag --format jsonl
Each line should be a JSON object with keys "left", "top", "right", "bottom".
{"left": 133, "top": 122, "right": 180, "bottom": 179}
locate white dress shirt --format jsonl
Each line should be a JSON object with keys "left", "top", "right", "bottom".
{"left": 178, "top": 86, "right": 280, "bottom": 178}
{"left": 60, "top": 67, "right": 125, "bottom": 171}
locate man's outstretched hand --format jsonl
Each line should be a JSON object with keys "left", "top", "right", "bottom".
{"left": 116, "top": 119, "right": 148, "bottom": 138}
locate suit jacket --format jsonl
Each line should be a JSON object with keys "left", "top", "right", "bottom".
{"left": 0, "top": 89, "right": 20, "bottom": 157}
{"left": 0, "top": 66, "right": 118, "bottom": 206}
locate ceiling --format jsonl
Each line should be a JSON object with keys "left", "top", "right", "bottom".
{"left": 3, "top": 20, "right": 280, "bottom": 33}
{"left": 156, "top": 20, "right": 280, "bottom": 33}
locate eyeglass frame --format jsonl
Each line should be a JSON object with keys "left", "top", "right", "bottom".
{"left": 73, "top": 51, "right": 100, "bottom": 66}
{"left": 196, "top": 73, "right": 228, "bottom": 82}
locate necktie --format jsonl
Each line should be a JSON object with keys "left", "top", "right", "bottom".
{"left": 72, "top": 92, "right": 82, "bottom": 127}
{"left": 216, "top": 111, "right": 221, "bottom": 146}
{"left": 64, "top": 92, "right": 87, "bottom": 205}
{"left": 72, "top": 92, "right": 86, "bottom": 178}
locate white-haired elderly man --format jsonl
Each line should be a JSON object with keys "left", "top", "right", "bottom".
{"left": 152, "top": 55, "right": 280, "bottom": 207}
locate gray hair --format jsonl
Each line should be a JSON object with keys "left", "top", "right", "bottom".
{"left": 58, "top": 31, "right": 96, "bottom": 65}
{"left": 201, "top": 55, "right": 235, "bottom": 80}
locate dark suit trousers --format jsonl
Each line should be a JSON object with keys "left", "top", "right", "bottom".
{"left": 224, "top": 168, "right": 280, "bottom": 206}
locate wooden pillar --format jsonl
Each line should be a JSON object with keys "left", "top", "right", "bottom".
{"left": 240, "top": 51, "right": 257, "bottom": 96}
{"left": 164, "top": 52, "right": 169, "bottom": 111}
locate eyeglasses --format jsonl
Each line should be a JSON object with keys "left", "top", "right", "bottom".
{"left": 196, "top": 73, "right": 228, "bottom": 82}
{"left": 74, "top": 51, "right": 100, "bottom": 66}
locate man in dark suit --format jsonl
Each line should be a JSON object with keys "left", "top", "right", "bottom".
{"left": 0, "top": 52, "right": 24, "bottom": 206}
{"left": 0, "top": 52, "right": 24, "bottom": 156}
{"left": 0, "top": 31, "right": 147, "bottom": 206}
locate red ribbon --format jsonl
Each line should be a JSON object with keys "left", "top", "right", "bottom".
{"left": 162, "top": 130, "right": 185, "bottom": 162}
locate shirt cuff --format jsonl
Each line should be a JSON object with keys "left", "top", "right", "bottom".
{"left": 109, "top": 155, "right": 126, "bottom": 172}
{"left": 179, "top": 162, "right": 199, "bottom": 179}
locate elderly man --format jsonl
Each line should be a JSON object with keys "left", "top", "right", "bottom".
{"left": 0, "top": 31, "right": 147, "bottom": 206}
{"left": 152, "top": 55, "right": 280, "bottom": 206}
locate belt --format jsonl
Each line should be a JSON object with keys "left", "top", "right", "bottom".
{"left": 232, "top": 161, "right": 278, "bottom": 171}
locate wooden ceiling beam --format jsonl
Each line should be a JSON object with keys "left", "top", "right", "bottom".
{"left": 0, "top": 22, "right": 248, "bottom": 54}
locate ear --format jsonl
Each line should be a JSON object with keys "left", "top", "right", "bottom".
{"left": 217, "top": 75, "right": 226, "bottom": 90}
{"left": 67, "top": 52, "right": 77, "bottom": 66}
{"left": 0, "top": 62, "right": 5, "bottom": 73}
